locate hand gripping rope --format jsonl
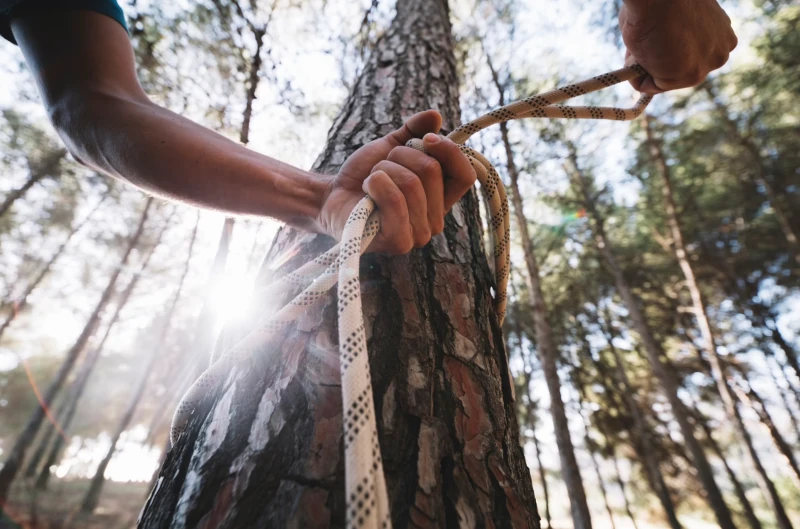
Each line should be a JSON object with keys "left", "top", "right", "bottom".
{"left": 171, "top": 64, "right": 653, "bottom": 528}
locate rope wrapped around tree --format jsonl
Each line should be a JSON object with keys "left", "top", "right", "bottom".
{"left": 171, "top": 64, "right": 653, "bottom": 529}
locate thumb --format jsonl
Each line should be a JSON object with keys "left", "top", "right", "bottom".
{"left": 386, "top": 110, "right": 442, "bottom": 147}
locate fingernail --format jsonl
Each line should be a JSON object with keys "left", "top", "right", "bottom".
{"left": 423, "top": 133, "right": 441, "bottom": 144}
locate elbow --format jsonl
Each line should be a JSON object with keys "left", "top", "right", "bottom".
{"left": 47, "top": 91, "right": 99, "bottom": 168}
{"left": 46, "top": 89, "right": 151, "bottom": 173}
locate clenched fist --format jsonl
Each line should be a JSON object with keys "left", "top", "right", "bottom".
{"left": 317, "top": 110, "right": 477, "bottom": 254}
{"left": 620, "top": 0, "right": 738, "bottom": 93}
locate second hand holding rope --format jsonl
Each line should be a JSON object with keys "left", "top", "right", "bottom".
{"left": 171, "top": 64, "right": 653, "bottom": 529}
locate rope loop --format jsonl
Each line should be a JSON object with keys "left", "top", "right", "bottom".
{"left": 171, "top": 64, "right": 651, "bottom": 529}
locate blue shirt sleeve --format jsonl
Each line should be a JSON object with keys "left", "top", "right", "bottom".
{"left": 0, "top": 0, "right": 128, "bottom": 44}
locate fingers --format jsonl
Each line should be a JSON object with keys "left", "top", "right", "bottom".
{"left": 362, "top": 171, "right": 413, "bottom": 255}
{"left": 387, "top": 146, "right": 445, "bottom": 236}
{"left": 371, "top": 160, "right": 431, "bottom": 247}
{"left": 419, "top": 133, "right": 477, "bottom": 211}
{"left": 386, "top": 109, "right": 442, "bottom": 147}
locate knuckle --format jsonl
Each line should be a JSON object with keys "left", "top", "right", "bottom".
{"left": 420, "top": 157, "right": 442, "bottom": 179}
{"left": 414, "top": 228, "right": 432, "bottom": 248}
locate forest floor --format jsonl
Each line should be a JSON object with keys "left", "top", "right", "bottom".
{"left": 1, "top": 479, "right": 148, "bottom": 529}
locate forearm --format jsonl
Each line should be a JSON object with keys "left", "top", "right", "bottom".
{"left": 52, "top": 91, "right": 329, "bottom": 231}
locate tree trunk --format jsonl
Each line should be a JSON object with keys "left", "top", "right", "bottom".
{"left": 731, "top": 372, "right": 800, "bottom": 487}
{"left": 574, "top": 385, "right": 616, "bottom": 529}
{"left": 693, "top": 405, "right": 764, "bottom": 529}
{"left": 489, "top": 55, "right": 591, "bottom": 529}
{"left": 765, "top": 355, "right": 800, "bottom": 444}
{"left": 0, "top": 149, "right": 65, "bottom": 218}
{"left": 80, "top": 216, "right": 195, "bottom": 514}
{"left": 32, "top": 213, "right": 172, "bottom": 490}
{"left": 139, "top": 1, "right": 539, "bottom": 527}
{"left": 594, "top": 309, "right": 683, "bottom": 529}
{"left": 609, "top": 452, "right": 639, "bottom": 529}
{"left": 0, "top": 197, "right": 153, "bottom": 508}
{"left": 644, "top": 116, "right": 794, "bottom": 529}
{"left": 0, "top": 197, "right": 105, "bottom": 340}
{"left": 595, "top": 308, "right": 683, "bottom": 529}
{"left": 566, "top": 156, "right": 736, "bottom": 529}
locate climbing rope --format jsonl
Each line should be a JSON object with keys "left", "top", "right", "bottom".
{"left": 170, "top": 64, "right": 652, "bottom": 528}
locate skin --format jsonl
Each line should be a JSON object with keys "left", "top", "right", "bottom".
{"left": 621, "top": 0, "right": 738, "bottom": 93}
{"left": 9, "top": 2, "right": 736, "bottom": 253}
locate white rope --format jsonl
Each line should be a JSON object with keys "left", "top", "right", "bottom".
{"left": 171, "top": 64, "right": 653, "bottom": 528}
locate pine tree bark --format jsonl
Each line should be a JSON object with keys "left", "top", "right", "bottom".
{"left": 0, "top": 197, "right": 153, "bottom": 508}
{"left": 80, "top": 217, "right": 194, "bottom": 514}
{"left": 489, "top": 56, "right": 592, "bottom": 529}
{"left": 566, "top": 155, "right": 737, "bottom": 529}
{"left": 139, "top": 1, "right": 539, "bottom": 527}
{"left": 644, "top": 116, "right": 794, "bottom": 529}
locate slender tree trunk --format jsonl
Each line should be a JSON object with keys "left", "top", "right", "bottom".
{"left": 574, "top": 384, "right": 616, "bottom": 529}
{"left": 0, "top": 149, "right": 65, "bottom": 218}
{"left": 529, "top": 412, "right": 551, "bottom": 529}
{"left": 488, "top": 55, "right": 591, "bottom": 529}
{"left": 598, "top": 306, "right": 684, "bottom": 529}
{"left": 644, "top": 116, "right": 794, "bottom": 529}
{"left": 79, "top": 218, "right": 195, "bottom": 514}
{"left": 732, "top": 374, "right": 800, "bottom": 486}
{"left": 510, "top": 278, "right": 551, "bottom": 529}
{"left": 139, "top": 1, "right": 539, "bottom": 526}
{"left": 0, "top": 197, "right": 105, "bottom": 340}
{"left": 609, "top": 452, "right": 640, "bottom": 529}
{"left": 765, "top": 355, "right": 800, "bottom": 444}
{"left": 693, "top": 406, "right": 764, "bottom": 529}
{"left": 32, "top": 214, "right": 172, "bottom": 490}
{"left": 567, "top": 156, "right": 736, "bottom": 529}
{"left": 0, "top": 198, "right": 153, "bottom": 508}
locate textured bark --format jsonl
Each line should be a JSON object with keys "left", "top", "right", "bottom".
{"left": 0, "top": 197, "right": 105, "bottom": 341}
{"left": 139, "top": 1, "right": 539, "bottom": 527}
{"left": 644, "top": 117, "right": 794, "bottom": 529}
{"left": 33, "top": 214, "right": 172, "bottom": 490}
{"left": 488, "top": 54, "right": 591, "bottom": 529}
{"left": 80, "top": 218, "right": 194, "bottom": 514}
{"left": 567, "top": 157, "right": 736, "bottom": 529}
{"left": 0, "top": 197, "right": 154, "bottom": 508}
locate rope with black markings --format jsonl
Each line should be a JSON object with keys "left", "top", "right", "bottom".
{"left": 170, "top": 64, "right": 653, "bottom": 529}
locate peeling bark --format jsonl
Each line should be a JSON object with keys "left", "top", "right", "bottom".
{"left": 139, "top": 1, "right": 539, "bottom": 527}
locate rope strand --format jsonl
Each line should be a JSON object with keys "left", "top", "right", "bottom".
{"left": 171, "top": 64, "right": 652, "bottom": 529}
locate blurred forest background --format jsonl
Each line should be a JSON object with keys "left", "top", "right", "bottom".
{"left": 0, "top": 0, "right": 798, "bottom": 527}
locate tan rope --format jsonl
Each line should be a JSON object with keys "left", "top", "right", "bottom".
{"left": 171, "top": 64, "right": 652, "bottom": 529}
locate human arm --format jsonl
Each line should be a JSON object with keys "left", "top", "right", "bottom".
{"left": 619, "top": 0, "right": 738, "bottom": 93}
{"left": 10, "top": 9, "right": 475, "bottom": 253}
